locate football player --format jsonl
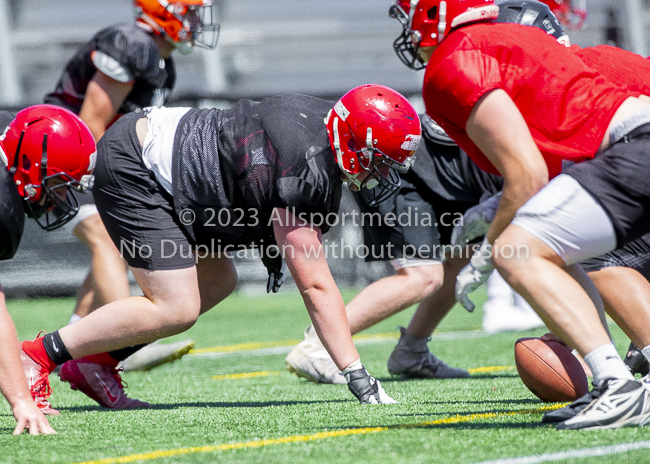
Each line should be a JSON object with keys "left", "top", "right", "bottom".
{"left": 391, "top": 0, "right": 650, "bottom": 429}
{"left": 286, "top": 114, "right": 501, "bottom": 383}
{"left": 43, "top": 0, "right": 219, "bottom": 378}
{"left": 19, "top": 85, "right": 421, "bottom": 410}
{"left": 0, "top": 105, "right": 96, "bottom": 433}
{"left": 284, "top": 0, "right": 565, "bottom": 386}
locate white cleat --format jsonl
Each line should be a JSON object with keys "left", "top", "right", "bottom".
{"left": 285, "top": 326, "right": 347, "bottom": 385}
{"left": 119, "top": 340, "right": 195, "bottom": 372}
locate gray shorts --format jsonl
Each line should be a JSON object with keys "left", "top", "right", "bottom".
{"left": 511, "top": 174, "right": 617, "bottom": 265}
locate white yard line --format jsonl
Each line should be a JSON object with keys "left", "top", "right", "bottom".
{"left": 473, "top": 441, "right": 650, "bottom": 464}
{"left": 188, "top": 329, "right": 490, "bottom": 359}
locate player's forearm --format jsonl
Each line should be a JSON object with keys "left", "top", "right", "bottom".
{"left": 0, "top": 297, "right": 33, "bottom": 408}
{"left": 301, "top": 285, "right": 359, "bottom": 370}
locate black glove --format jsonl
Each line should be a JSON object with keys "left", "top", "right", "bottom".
{"left": 345, "top": 367, "right": 397, "bottom": 404}
{"left": 260, "top": 244, "right": 287, "bottom": 293}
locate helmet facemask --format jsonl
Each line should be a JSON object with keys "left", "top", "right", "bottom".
{"left": 390, "top": 1, "right": 428, "bottom": 71}
{"left": 23, "top": 173, "right": 82, "bottom": 231}
{"left": 331, "top": 115, "right": 413, "bottom": 206}
{"left": 10, "top": 130, "right": 93, "bottom": 231}
{"left": 168, "top": 1, "right": 220, "bottom": 54}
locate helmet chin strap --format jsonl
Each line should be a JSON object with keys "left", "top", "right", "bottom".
{"left": 0, "top": 145, "right": 7, "bottom": 168}
{"left": 438, "top": 1, "right": 447, "bottom": 42}
{"left": 330, "top": 114, "right": 377, "bottom": 190}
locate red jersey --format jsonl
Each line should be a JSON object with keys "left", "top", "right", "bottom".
{"left": 423, "top": 23, "right": 638, "bottom": 177}
{"left": 571, "top": 44, "right": 650, "bottom": 95}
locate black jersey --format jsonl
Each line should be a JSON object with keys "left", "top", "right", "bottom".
{"left": 44, "top": 24, "right": 175, "bottom": 115}
{"left": 171, "top": 94, "right": 342, "bottom": 246}
{"left": 410, "top": 134, "right": 503, "bottom": 203}
{"left": 0, "top": 111, "right": 24, "bottom": 261}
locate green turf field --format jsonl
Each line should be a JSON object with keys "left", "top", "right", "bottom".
{"left": 3, "top": 289, "right": 650, "bottom": 464}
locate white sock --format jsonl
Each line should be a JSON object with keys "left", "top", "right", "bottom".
{"left": 342, "top": 359, "right": 362, "bottom": 375}
{"left": 584, "top": 343, "right": 634, "bottom": 386}
{"left": 68, "top": 313, "right": 82, "bottom": 325}
{"left": 642, "top": 345, "right": 650, "bottom": 365}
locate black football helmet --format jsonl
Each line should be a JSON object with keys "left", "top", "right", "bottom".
{"left": 495, "top": 0, "right": 570, "bottom": 46}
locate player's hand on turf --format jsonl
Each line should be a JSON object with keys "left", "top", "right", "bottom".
{"left": 455, "top": 238, "right": 494, "bottom": 312}
{"left": 451, "top": 193, "right": 501, "bottom": 248}
{"left": 346, "top": 367, "right": 397, "bottom": 404}
{"left": 12, "top": 399, "right": 56, "bottom": 435}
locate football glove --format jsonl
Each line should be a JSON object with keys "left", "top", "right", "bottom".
{"left": 346, "top": 367, "right": 397, "bottom": 404}
{"left": 455, "top": 237, "right": 494, "bottom": 312}
{"left": 451, "top": 192, "right": 501, "bottom": 248}
{"left": 260, "top": 244, "right": 287, "bottom": 293}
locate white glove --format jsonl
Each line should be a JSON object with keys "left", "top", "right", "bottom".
{"left": 451, "top": 192, "right": 501, "bottom": 248}
{"left": 455, "top": 237, "right": 494, "bottom": 312}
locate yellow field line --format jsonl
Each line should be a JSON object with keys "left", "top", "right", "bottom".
{"left": 189, "top": 332, "right": 400, "bottom": 354}
{"left": 212, "top": 371, "right": 280, "bottom": 380}
{"left": 191, "top": 340, "right": 302, "bottom": 354}
{"left": 72, "top": 405, "right": 564, "bottom": 464}
{"left": 468, "top": 366, "right": 516, "bottom": 374}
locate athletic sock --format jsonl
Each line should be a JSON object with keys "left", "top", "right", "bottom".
{"left": 22, "top": 335, "right": 61, "bottom": 372}
{"left": 342, "top": 359, "right": 363, "bottom": 375}
{"left": 641, "top": 345, "right": 650, "bottom": 365}
{"left": 42, "top": 331, "right": 73, "bottom": 366}
{"left": 584, "top": 343, "right": 634, "bottom": 387}
{"left": 108, "top": 344, "right": 147, "bottom": 362}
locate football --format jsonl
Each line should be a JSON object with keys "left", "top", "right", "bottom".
{"left": 514, "top": 337, "right": 589, "bottom": 403}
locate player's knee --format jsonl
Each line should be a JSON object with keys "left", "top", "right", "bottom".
{"left": 165, "top": 297, "right": 201, "bottom": 332}
{"left": 75, "top": 217, "right": 117, "bottom": 252}
{"left": 400, "top": 264, "right": 444, "bottom": 298}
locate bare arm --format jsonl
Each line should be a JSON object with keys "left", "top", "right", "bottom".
{"left": 466, "top": 89, "right": 549, "bottom": 244}
{"left": 78, "top": 70, "right": 133, "bottom": 142}
{"left": 272, "top": 208, "right": 359, "bottom": 370}
{"left": 0, "top": 286, "right": 55, "bottom": 435}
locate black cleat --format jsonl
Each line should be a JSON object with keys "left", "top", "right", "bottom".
{"left": 541, "top": 382, "right": 607, "bottom": 424}
{"left": 624, "top": 342, "right": 650, "bottom": 377}
{"left": 557, "top": 379, "right": 650, "bottom": 430}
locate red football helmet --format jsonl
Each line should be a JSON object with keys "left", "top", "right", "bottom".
{"left": 134, "top": 0, "right": 220, "bottom": 54}
{"left": 325, "top": 84, "right": 421, "bottom": 206}
{"left": 539, "top": 0, "right": 586, "bottom": 31}
{"left": 390, "top": 0, "right": 499, "bottom": 69}
{"left": 1, "top": 105, "right": 96, "bottom": 230}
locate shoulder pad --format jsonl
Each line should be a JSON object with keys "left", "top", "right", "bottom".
{"left": 92, "top": 50, "right": 134, "bottom": 83}
{"left": 420, "top": 114, "right": 457, "bottom": 147}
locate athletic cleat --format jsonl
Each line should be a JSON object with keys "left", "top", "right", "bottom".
{"left": 541, "top": 382, "right": 607, "bottom": 424}
{"left": 346, "top": 367, "right": 397, "bottom": 404}
{"left": 624, "top": 342, "right": 650, "bottom": 378}
{"left": 557, "top": 379, "right": 650, "bottom": 430}
{"left": 387, "top": 327, "right": 469, "bottom": 379}
{"left": 20, "top": 346, "right": 59, "bottom": 416}
{"left": 119, "top": 340, "right": 195, "bottom": 372}
{"left": 482, "top": 301, "right": 545, "bottom": 334}
{"left": 285, "top": 326, "right": 346, "bottom": 385}
{"left": 59, "top": 358, "right": 150, "bottom": 409}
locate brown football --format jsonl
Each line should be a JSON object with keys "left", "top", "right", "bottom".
{"left": 514, "top": 337, "right": 589, "bottom": 402}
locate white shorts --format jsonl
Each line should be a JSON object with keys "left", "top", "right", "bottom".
{"left": 64, "top": 203, "right": 99, "bottom": 234}
{"left": 390, "top": 257, "right": 442, "bottom": 271}
{"left": 511, "top": 174, "right": 617, "bottom": 265}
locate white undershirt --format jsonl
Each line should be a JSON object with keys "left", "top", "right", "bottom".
{"left": 141, "top": 106, "right": 191, "bottom": 195}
